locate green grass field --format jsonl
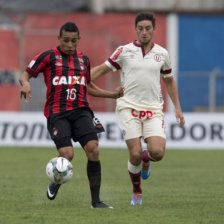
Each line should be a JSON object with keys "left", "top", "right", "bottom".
{"left": 0, "top": 147, "right": 223, "bottom": 224}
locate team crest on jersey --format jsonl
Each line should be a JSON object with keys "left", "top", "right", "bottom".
{"left": 52, "top": 76, "right": 86, "bottom": 86}
{"left": 154, "top": 54, "right": 161, "bottom": 62}
{"left": 55, "top": 55, "right": 62, "bottom": 60}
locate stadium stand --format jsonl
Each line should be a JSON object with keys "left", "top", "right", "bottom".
{"left": 0, "top": 0, "right": 223, "bottom": 112}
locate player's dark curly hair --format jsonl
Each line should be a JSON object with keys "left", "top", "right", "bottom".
{"left": 135, "top": 11, "right": 156, "bottom": 28}
{"left": 59, "top": 22, "right": 80, "bottom": 37}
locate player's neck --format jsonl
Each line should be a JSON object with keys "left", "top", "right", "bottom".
{"left": 136, "top": 40, "right": 153, "bottom": 54}
{"left": 143, "top": 42, "right": 153, "bottom": 54}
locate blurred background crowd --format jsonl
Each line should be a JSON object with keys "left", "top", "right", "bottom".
{"left": 0, "top": 0, "right": 223, "bottom": 114}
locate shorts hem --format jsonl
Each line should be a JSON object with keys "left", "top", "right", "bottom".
{"left": 143, "top": 134, "right": 166, "bottom": 140}
{"left": 123, "top": 135, "right": 142, "bottom": 141}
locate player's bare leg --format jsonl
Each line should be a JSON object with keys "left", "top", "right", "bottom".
{"left": 47, "top": 146, "right": 74, "bottom": 200}
{"left": 84, "top": 140, "right": 113, "bottom": 208}
{"left": 145, "top": 136, "right": 166, "bottom": 162}
{"left": 58, "top": 146, "right": 74, "bottom": 161}
{"left": 126, "top": 138, "right": 143, "bottom": 205}
{"left": 141, "top": 136, "right": 166, "bottom": 180}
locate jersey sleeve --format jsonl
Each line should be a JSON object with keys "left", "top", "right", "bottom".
{"left": 105, "top": 46, "right": 124, "bottom": 72}
{"left": 26, "top": 50, "right": 51, "bottom": 77}
{"left": 160, "top": 50, "right": 173, "bottom": 78}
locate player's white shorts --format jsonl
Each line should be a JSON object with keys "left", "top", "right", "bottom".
{"left": 115, "top": 108, "right": 166, "bottom": 140}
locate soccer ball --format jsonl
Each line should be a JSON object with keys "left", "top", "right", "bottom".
{"left": 46, "top": 157, "right": 73, "bottom": 184}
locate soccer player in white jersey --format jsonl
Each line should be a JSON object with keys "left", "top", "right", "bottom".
{"left": 91, "top": 11, "right": 185, "bottom": 205}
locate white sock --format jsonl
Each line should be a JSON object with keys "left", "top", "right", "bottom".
{"left": 128, "top": 160, "right": 141, "bottom": 174}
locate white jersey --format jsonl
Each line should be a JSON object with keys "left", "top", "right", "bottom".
{"left": 105, "top": 41, "right": 173, "bottom": 111}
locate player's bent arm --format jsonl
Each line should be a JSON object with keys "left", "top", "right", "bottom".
{"left": 19, "top": 71, "right": 33, "bottom": 102}
{"left": 88, "top": 82, "right": 124, "bottom": 99}
{"left": 91, "top": 63, "right": 112, "bottom": 81}
{"left": 162, "top": 76, "right": 185, "bottom": 127}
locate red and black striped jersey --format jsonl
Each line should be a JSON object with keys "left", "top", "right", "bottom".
{"left": 26, "top": 46, "right": 91, "bottom": 118}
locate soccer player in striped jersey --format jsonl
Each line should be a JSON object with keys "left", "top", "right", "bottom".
{"left": 19, "top": 22, "right": 124, "bottom": 209}
{"left": 91, "top": 11, "right": 185, "bottom": 205}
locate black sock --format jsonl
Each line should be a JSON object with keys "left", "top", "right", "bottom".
{"left": 87, "top": 160, "right": 101, "bottom": 205}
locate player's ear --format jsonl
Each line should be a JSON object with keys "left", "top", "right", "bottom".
{"left": 57, "top": 35, "right": 61, "bottom": 41}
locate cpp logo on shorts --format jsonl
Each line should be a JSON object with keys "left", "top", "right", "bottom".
{"left": 131, "top": 109, "right": 156, "bottom": 119}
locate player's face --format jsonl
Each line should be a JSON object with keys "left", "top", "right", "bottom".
{"left": 136, "top": 20, "right": 154, "bottom": 46}
{"left": 58, "top": 30, "right": 80, "bottom": 55}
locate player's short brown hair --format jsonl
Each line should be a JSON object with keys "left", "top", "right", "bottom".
{"left": 135, "top": 11, "right": 156, "bottom": 28}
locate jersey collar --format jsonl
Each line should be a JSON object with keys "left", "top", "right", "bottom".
{"left": 133, "top": 40, "right": 154, "bottom": 57}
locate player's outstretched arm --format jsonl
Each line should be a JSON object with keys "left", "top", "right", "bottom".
{"left": 19, "top": 71, "right": 32, "bottom": 103}
{"left": 88, "top": 82, "right": 124, "bottom": 99}
{"left": 91, "top": 63, "right": 111, "bottom": 81}
{"left": 162, "top": 76, "right": 185, "bottom": 127}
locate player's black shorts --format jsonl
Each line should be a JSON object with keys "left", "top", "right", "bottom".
{"left": 47, "top": 108, "right": 104, "bottom": 149}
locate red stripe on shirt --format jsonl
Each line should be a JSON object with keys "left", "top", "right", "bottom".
{"left": 108, "top": 58, "right": 121, "bottom": 70}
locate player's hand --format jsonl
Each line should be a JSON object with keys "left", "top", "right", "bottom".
{"left": 176, "top": 109, "right": 185, "bottom": 128}
{"left": 20, "top": 82, "right": 32, "bottom": 103}
{"left": 112, "top": 86, "right": 125, "bottom": 99}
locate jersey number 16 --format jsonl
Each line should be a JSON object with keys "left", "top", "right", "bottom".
{"left": 66, "top": 88, "right": 77, "bottom": 100}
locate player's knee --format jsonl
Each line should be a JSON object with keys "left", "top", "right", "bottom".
{"left": 59, "top": 147, "right": 74, "bottom": 161}
{"left": 89, "top": 143, "right": 99, "bottom": 157}
{"left": 149, "top": 146, "right": 165, "bottom": 161}
{"left": 130, "top": 150, "right": 142, "bottom": 165}
{"left": 84, "top": 140, "right": 99, "bottom": 160}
